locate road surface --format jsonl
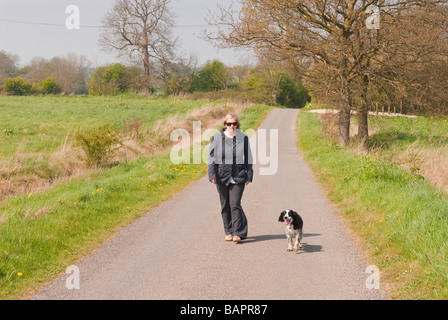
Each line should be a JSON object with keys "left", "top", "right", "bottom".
{"left": 33, "top": 108, "right": 387, "bottom": 300}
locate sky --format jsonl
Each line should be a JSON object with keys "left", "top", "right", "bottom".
{"left": 0, "top": 0, "right": 253, "bottom": 67}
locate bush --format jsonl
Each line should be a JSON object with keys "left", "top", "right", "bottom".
{"left": 88, "top": 63, "right": 143, "bottom": 95}
{"left": 40, "top": 77, "right": 61, "bottom": 95}
{"left": 242, "top": 69, "right": 311, "bottom": 108}
{"left": 3, "top": 77, "right": 33, "bottom": 96}
{"left": 190, "top": 60, "right": 233, "bottom": 92}
{"left": 277, "top": 74, "right": 311, "bottom": 108}
{"left": 74, "top": 124, "right": 123, "bottom": 167}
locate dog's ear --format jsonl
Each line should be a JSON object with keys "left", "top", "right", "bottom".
{"left": 278, "top": 211, "right": 286, "bottom": 222}
{"left": 290, "top": 210, "right": 299, "bottom": 217}
{"left": 291, "top": 210, "right": 303, "bottom": 229}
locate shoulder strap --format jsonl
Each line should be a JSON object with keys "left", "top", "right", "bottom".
{"left": 244, "top": 135, "right": 248, "bottom": 166}
{"left": 221, "top": 130, "right": 226, "bottom": 163}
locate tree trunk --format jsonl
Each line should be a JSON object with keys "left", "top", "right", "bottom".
{"left": 338, "top": 106, "right": 351, "bottom": 146}
{"left": 358, "top": 75, "right": 369, "bottom": 143}
{"left": 338, "top": 69, "right": 352, "bottom": 146}
{"left": 142, "top": 42, "right": 152, "bottom": 95}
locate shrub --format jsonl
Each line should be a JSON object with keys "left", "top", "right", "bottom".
{"left": 3, "top": 77, "right": 33, "bottom": 96}
{"left": 74, "top": 124, "right": 123, "bottom": 167}
{"left": 88, "top": 63, "right": 143, "bottom": 95}
{"left": 190, "top": 60, "right": 232, "bottom": 92}
{"left": 277, "top": 74, "right": 311, "bottom": 108}
{"left": 242, "top": 69, "right": 311, "bottom": 108}
{"left": 40, "top": 77, "right": 61, "bottom": 95}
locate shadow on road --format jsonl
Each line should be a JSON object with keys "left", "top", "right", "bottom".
{"left": 242, "top": 234, "right": 284, "bottom": 243}
{"left": 242, "top": 232, "right": 322, "bottom": 254}
{"left": 299, "top": 243, "right": 323, "bottom": 254}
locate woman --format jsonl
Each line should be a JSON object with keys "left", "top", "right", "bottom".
{"left": 208, "top": 112, "right": 253, "bottom": 243}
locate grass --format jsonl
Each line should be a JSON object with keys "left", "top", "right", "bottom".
{"left": 0, "top": 95, "right": 257, "bottom": 201}
{"left": 0, "top": 155, "right": 207, "bottom": 299}
{"left": 0, "top": 95, "right": 205, "bottom": 156}
{"left": 0, "top": 95, "right": 207, "bottom": 201}
{"left": 297, "top": 111, "right": 448, "bottom": 300}
{"left": 366, "top": 116, "right": 448, "bottom": 152}
{"left": 0, "top": 95, "right": 273, "bottom": 299}
{"left": 366, "top": 116, "right": 448, "bottom": 193}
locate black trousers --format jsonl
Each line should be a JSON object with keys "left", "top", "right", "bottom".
{"left": 216, "top": 181, "right": 248, "bottom": 239}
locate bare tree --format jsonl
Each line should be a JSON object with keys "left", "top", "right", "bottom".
{"left": 206, "top": 0, "right": 448, "bottom": 146}
{"left": 368, "top": 4, "right": 448, "bottom": 115}
{"left": 99, "top": 0, "right": 177, "bottom": 95}
{"left": 22, "top": 54, "right": 91, "bottom": 94}
{"left": 158, "top": 54, "right": 198, "bottom": 95}
{"left": 0, "top": 51, "right": 19, "bottom": 84}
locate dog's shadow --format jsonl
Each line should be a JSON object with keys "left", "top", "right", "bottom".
{"left": 298, "top": 243, "right": 323, "bottom": 254}
{"left": 243, "top": 233, "right": 323, "bottom": 254}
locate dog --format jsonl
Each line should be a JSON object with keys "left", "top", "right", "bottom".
{"left": 278, "top": 210, "right": 304, "bottom": 252}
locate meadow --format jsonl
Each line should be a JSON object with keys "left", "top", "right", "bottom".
{"left": 0, "top": 95, "right": 205, "bottom": 201}
{"left": 298, "top": 110, "right": 448, "bottom": 299}
{"left": 3, "top": 93, "right": 448, "bottom": 300}
{"left": 0, "top": 95, "right": 204, "bottom": 156}
{"left": 0, "top": 95, "right": 272, "bottom": 299}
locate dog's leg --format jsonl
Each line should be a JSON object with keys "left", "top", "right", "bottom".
{"left": 293, "top": 233, "right": 299, "bottom": 251}
{"left": 297, "top": 230, "right": 304, "bottom": 249}
{"left": 287, "top": 235, "right": 294, "bottom": 252}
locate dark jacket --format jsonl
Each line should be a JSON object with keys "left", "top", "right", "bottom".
{"left": 208, "top": 128, "right": 253, "bottom": 186}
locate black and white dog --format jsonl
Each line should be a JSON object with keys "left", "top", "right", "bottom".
{"left": 278, "top": 210, "right": 304, "bottom": 252}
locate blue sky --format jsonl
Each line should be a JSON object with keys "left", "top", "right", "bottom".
{"left": 0, "top": 0, "right": 252, "bottom": 67}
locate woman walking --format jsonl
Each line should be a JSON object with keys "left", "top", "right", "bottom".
{"left": 208, "top": 112, "right": 253, "bottom": 243}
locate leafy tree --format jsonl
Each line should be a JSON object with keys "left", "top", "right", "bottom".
{"left": 88, "top": 63, "right": 143, "bottom": 95}
{"left": 191, "top": 60, "right": 232, "bottom": 92}
{"left": 243, "top": 62, "right": 310, "bottom": 108}
{"left": 277, "top": 74, "right": 311, "bottom": 108}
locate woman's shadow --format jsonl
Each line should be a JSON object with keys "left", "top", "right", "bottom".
{"left": 243, "top": 233, "right": 323, "bottom": 253}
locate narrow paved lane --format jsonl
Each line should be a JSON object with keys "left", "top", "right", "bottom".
{"left": 33, "top": 109, "right": 387, "bottom": 300}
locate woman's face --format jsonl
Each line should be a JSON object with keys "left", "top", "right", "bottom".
{"left": 225, "top": 118, "right": 238, "bottom": 133}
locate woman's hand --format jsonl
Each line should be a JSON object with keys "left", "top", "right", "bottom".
{"left": 210, "top": 179, "right": 216, "bottom": 184}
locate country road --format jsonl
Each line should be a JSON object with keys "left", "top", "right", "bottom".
{"left": 33, "top": 108, "right": 387, "bottom": 300}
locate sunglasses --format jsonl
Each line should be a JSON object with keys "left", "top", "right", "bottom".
{"left": 225, "top": 122, "right": 238, "bottom": 127}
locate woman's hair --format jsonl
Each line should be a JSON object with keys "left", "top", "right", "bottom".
{"left": 223, "top": 112, "right": 240, "bottom": 128}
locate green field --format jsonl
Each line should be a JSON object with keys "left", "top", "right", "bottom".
{"left": 0, "top": 95, "right": 205, "bottom": 156}
{"left": 0, "top": 95, "right": 272, "bottom": 299}
{"left": 298, "top": 111, "right": 448, "bottom": 299}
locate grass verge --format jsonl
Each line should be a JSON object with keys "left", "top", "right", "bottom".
{"left": 0, "top": 103, "right": 273, "bottom": 300}
{"left": 297, "top": 111, "right": 448, "bottom": 300}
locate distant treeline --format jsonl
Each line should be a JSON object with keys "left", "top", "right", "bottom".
{"left": 0, "top": 50, "right": 310, "bottom": 108}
